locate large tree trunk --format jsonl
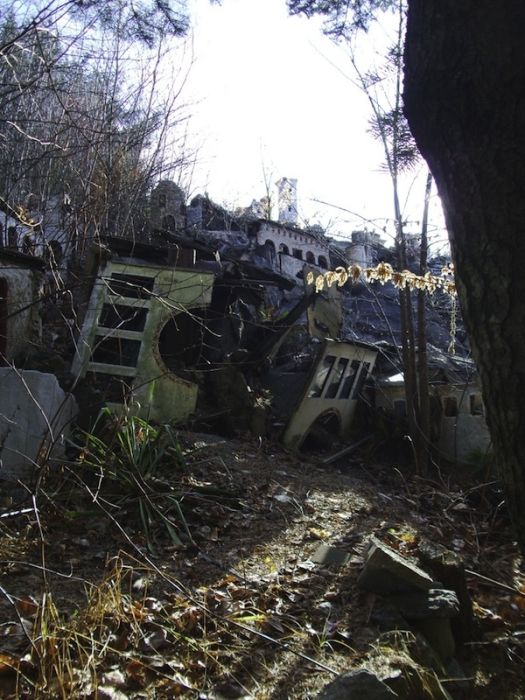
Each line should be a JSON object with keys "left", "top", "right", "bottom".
{"left": 404, "top": 1, "right": 525, "bottom": 550}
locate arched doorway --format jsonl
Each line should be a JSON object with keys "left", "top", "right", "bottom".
{"left": 157, "top": 308, "right": 205, "bottom": 377}
{"left": 300, "top": 410, "right": 341, "bottom": 452}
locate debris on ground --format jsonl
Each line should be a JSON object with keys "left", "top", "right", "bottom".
{"left": 0, "top": 434, "right": 523, "bottom": 699}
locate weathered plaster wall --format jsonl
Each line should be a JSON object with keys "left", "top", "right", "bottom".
{"left": 0, "top": 369, "right": 77, "bottom": 479}
{"left": 375, "top": 381, "right": 491, "bottom": 463}
{"left": 0, "top": 212, "right": 32, "bottom": 248}
{"left": 150, "top": 180, "right": 186, "bottom": 231}
{"left": 278, "top": 252, "right": 308, "bottom": 279}
{"left": 258, "top": 222, "right": 328, "bottom": 272}
{"left": 0, "top": 262, "right": 42, "bottom": 362}
{"left": 345, "top": 231, "right": 386, "bottom": 268}
{"left": 276, "top": 177, "right": 298, "bottom": 225}
{"left": 436, "top": 386, "right": 491, "bottom": 464}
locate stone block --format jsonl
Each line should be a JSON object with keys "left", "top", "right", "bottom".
{"left": 317, "top": 669, "right": 398, "bottom": 699}
{"left": 413, "top": 618, "right": 456, "bottom": 663}
{"left": 311, "top": 544, "right": 351, "bottom": 566}
{"left": 418, "top": 540, "right": 475, "bottom": 644}
{"left": 385, "top": 589, "right": 460, "bottom": 620}
{"left": 0, "top": 369, "right": 77, "bottom": 480}
{"left": 358, "top": 538, "right": 436, "bottom": 594}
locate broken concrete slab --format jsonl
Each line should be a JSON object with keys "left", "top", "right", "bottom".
{"left": 370, "top": 602, "right": 409, "bottom": 632}
{"left": 311, "top": 543, "right": 351, "bottom": 566}
{"left": 385, "top": 589, "right": 460, "bottom": 620}
{"left": 317, "top": 669, "right": 398, "bottom": 699}
{"left": 358, "top": 538, "right": 436, "bottom": 595}
{"left": 383, "top": 662, "right": 453, "bottom": 700}
{"left": 368, "top": 632, "right": 453, "bottom": 700}
{"left": 371, "top": 593, "right": 458, "bottom": 665}
{"left": 412, "top": 618, "right": 456, "bottom": 663}
{"left": 0, "top": 368, "right": 77, "bottom": 480}
{"left": 418, "top": 540, "right": 475, "bottom": 644}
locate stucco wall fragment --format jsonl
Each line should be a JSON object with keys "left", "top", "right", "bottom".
{"left": 0, "top": 369, "right": 77, "bottom": 479}
{"left": 0, "top": 261, "right": 42, "bottom": 362}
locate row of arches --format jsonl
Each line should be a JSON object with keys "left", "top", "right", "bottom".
{"left": 264, "top": 240, "right": 327, "bottom": 269}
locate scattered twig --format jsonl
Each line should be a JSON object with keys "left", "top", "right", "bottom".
{"left": 465, "top": 568, "right": 524, "bottom": 597}
{"left": 67, "top": 466, "right": 340, "bottom": 676}
{"left": 0, "top": 560, "right": 91, "bottom": 584}
{"left": 320, "top": 435, "right": 372, "bottom": 465}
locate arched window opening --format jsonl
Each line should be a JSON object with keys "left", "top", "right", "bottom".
{"left": 158, "top": 309, "right": 205, "bottom": 377}
{"left": 264, "top": 239, "right": 276, "bottom": 264}
{"left": 301, "top": 411, "right": 341, "bottom": 452}
{"left": 7, "top": 226, "right": 17, "bottom": 248}
{"left": 162, "top": 215, "right": 176, "bottom": 231}
{"left": 444, "top": 396, "right": 458, "bottom": 417}
{"left": 318, "top": 255, "right": 328, "bottom": 269}
{"left": 470, "top": 394, "right": 484, "bottom": 415}
{"left": 306, "top": 251, "right": 315, "bottom": 264}
{"left": 279, "top": 244, "right": 289, "bottom": 255}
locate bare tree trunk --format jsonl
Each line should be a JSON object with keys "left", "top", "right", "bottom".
{"left": 350, "top": 0, "right": 427, "bottom": 474}
{"left": 394, "top": 194, "right": 422, "bottom": 473}
{"left": 417, "top": 171, "right": 433, "bottom": 475}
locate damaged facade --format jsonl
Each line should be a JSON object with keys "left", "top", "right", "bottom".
{"left": 186, "top": 177, "right": 331, "bottom": 280}
{"left": 71, "top": 254, "right": 214, "bottom": 424}
{"left": 0, "top": 176, "right": 491, "bottom": 475}
{"left": 0, "top": 249, "right": 43, "bottom": 364}
{"left": 376, "top": 358, "right": 491, "bottom": 464}
{"left": 274, "top": 339, "right": 377, "bottom": 451}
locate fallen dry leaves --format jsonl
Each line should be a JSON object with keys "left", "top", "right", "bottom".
{"left": 0, "top": 434, "right": 522, "bottom": 698}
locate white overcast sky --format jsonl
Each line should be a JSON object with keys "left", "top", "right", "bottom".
{"left": 178, "top": 0, "right": 446, "bottom": 247}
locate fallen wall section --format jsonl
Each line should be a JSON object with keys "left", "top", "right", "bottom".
{"left": 0, "top": 369, "right": 77, "bottom": 480}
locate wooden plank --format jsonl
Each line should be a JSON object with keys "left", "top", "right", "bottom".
{"left": 95, "top": 327, "right": 144, "bottom": 342}
{"left": 105, "top": 294, "right": 151, "bottom": 309}
{"left": 86, "top": 362, "right": 137, "bottom": 377}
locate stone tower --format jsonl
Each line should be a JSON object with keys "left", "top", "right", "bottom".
{"left": 276, "top": 177, "right": 298, "bottom": 226}
{"left": 150, "top": 180, "right": 186, "bottom": 232}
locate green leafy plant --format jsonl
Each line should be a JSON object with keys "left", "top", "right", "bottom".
{"left": 78, "top": 409, "right": 191, "bottom": 551}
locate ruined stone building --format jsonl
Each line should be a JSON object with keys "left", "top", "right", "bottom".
{"left": 345, "top": 230, "right": 387, "bottom": 268}
{"left": 184, "top": 178, "right": 331, "bottom": 280}
{"left": 0, "top": 174, "right": 491, "bottom": 469}
{"left": 149, "top": 180, "right": 186, "bottom": 233}
{"left": 0, "top": 249, "right": 43, "bottom": 364}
